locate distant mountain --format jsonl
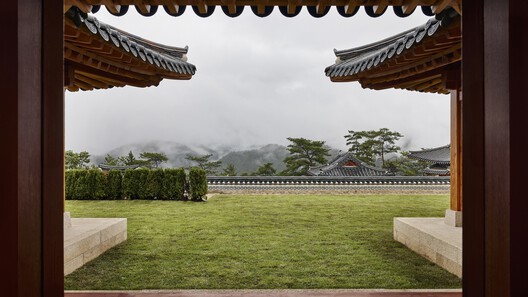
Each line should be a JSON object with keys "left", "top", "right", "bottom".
{"left": 100, "top": 141, "right": 233, "bottom": 169}
{"left": 219, "top": 144, "right": 289, "bottom": 174}
{"left": 92, "top": 141, "right": 341, "bottom": 175}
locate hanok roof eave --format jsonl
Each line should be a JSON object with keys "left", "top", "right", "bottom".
{"left": 408, "top": 144, "right": 451, "bottom": 165}
{"left": 64, "top": 0, "right": 462, "bottom": 18}
{"left": 64, "top": 7, "right": 196, "bottom": 92}
{"left": 308, "top": 152, "right": 391, "bottom": 177}
{"left": 326, "top": 9, "right": 461, "bottom": 94}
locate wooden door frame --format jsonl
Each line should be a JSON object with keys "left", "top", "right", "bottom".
{"left": 1, "top": 0, "right": 64, "bottom": 295}
{"left": 3, "top": 0, "right": 528, "bottom": 296}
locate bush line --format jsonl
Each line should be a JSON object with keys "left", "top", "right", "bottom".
{"left": 65, "top": 168, "right": 207, "bottom": 200}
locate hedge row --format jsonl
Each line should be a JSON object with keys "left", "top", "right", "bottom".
{"left": 65, "top": 168, "right": 207, "bottom": 200}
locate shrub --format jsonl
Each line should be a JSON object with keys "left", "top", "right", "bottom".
{"left": 123, "top": 168, "right": 150, "bottom": 199}
{"left": 86, "top": 168, "right": 107, "bottom": 199}
{"left": 147, "top": 169, "right": 165, "bottom": 199}
{"left": 106, "top": 170, "right": 123, "bottom": 200}
{"left": 66, "top": 169, "right": 106, "bottom": 200}
{"left": 65, "top": 170, "right": 75, "bottom": 200}
{"left": 162, "top": 168, "right": 186, "bottom": 200}
{"left": 188, "top": 167, "right": 208, "bottom": 201}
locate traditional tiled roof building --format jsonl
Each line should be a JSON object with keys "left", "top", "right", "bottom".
{"left": 409, "top": 145, "right": 451, "bottom": 176}
{"left": 98, "top": 164, "right": 141, "bottom": 171}
{"left": 64, "top": 7, "right": 196, "bottom": 91}
{"left": 308, "top": 152, "right": 391, "bottom": 177}
{"left": 325, "top": 9, "right": 460, "bottom": 94}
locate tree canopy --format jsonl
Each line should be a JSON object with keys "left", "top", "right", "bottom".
{"left": 65, "top": 150, "right": 91, "bottom": 169}
{"left": 254, "top": 162, "right": 277, "bottom": 176}
{"left": 385, "top": 151, "right": 429, "bottom": 176}
{"left": 222, "top": 164, "right": 237, "bottom": 176}
{"left": 103, "top": 154, "right": 119, "bottom": 166}
{"left": 283, "top": 137, "right": 330, "bottom": 175}
{"left": 140, "top": 152, "right": 168, "bottom": 168}
{"left": 185, "top": 154, "right": 222, "bottom": 175}
{"left": 344, "top": 128, "right": 403, "bottom": 167}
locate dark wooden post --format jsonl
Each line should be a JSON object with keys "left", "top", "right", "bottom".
{"left": 463, "top": 0, "right": 528, "bottom": 295}
{"left": 450, "top": 89, "right": 462, "bottom": 212}
{"left": 0, "top": 0, "right": 64, "bottom": 296}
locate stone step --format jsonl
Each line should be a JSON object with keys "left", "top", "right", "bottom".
{"left": 64, "top": 217, "right": 127, "bottom": 275}
{"left": 394, "top": 217, "right": 462, "bottom": 277}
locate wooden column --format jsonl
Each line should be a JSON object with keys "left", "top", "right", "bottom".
{"left": 0, "top": 0, "right": 64, "bottom": 296}
{"left": 450, "top": 89, "right": 462, "bottom": 211}
{"left": 463, "top": 0, "right": 528, "bottom": 295}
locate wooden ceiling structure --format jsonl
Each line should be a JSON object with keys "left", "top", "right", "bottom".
{"left": 325, "top": 8, "right": 461, "bottom": 94}
{"left": 64, "top": 0, "right": 461, "bottom": 18}
{"left": 64, "top": 7, "right": 196, "bottom": 91}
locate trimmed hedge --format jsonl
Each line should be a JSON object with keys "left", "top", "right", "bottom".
{"left": 147, "top": 169, "right": 165, "bottom": 199}
{"left": 65, "top": 167, "right": 205, "bottom": 200}
{"left": 106, "top": 170, "right": 123, "bottom": 200}
{"left": 188, "top": 167, "right": 208, "bottom": 201}
{"left": 123, "top": 168, "right": 150, "bottom": 199}
{"left": 163, "top": 168, "right": 186, "bottom": 200}
{"left": 65, "top": 169, "right": 106, "bottom": 200}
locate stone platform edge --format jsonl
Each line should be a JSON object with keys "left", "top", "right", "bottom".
{"left": 64, "top": 218, "right": 127, "bottom": 275}
{"left": 393, "top": 217, "right": 462, "bottom": 277}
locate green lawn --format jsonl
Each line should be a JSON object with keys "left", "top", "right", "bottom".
{"left": 64, "top": 194, "right": 461, "bottom": 290}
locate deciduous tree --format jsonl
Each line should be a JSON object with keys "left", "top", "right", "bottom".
{"left": 65, "top": 150, "right": 91, "bottom": 169}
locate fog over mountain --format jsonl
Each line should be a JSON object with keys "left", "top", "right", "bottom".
{"left": 91, "top": 141, "right": 343, "bottom": 174}
{"left": 65, "top": 10, "right": 450, "bottom": 157}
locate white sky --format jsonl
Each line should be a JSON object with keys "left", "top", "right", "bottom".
{"left": 65, "top": 7, "right": 450, "bottom": 155}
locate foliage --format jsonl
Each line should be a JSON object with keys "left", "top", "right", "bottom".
{"left": 253, "top": 162, "right": 276, "bottom": 176}
{"left": 118, "top": 151, "right": 149, "bottom": 167}
{"left": 188, "top": 167, "right": 208, "bottom": 201}
{"left": 65, "top": 150, "right": 91, "bottom": 169}
{"left": 123, "top": 168, "right": 150, "bottom": 199}
{"left": 65, "top": 195, "right": 460, "bottom": 290}
{"left": 119, "top": 151, "right": 138, "bottom": 166}
{"left": 222, "top": 164, "right": 237, "bottom": 176}
{"left": 105, "top": 170, "right": 123, "bottom": 199}
{"left": 283, "top": 137, "right": 330, "bottom": 175}
{"left": 103, "top": 154, "right": 119, "bottom": 166}
{"left": 185, "top": 154, "right": 222, "bottom": 175}
{"left": 385, "top": 152, "right": 430, "bottom": 176}
{"left": 345, "top": 128, "right": 403, "bottom": 167}
{"left": 147, "top": 169, "right": 165, "bottom": 199}
{"left": 162, "top": 168, "right": 186, "bottom": 200}
{"left": 140, "top": 152, "right": 169, "bottom": 168}
{"left": 65, "top": 169, "right": 105, "bottom": 200}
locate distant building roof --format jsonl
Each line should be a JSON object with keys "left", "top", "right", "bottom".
{"left": 408, "top": 145, "right": 450, "bottom": 165}
{"left": 99, "top": 164, "right": 140, "bottom": 171}
{"left": 308, "top": 152, "right": 391, "bottom": 177}
{"left": 325, "top": 9, "right": 461, "bottom": 94}
{"left": 423, "top": 163, "right": 450, "bottom": 176}
{"left": 64, "top": 7, "right": 196, "bottom": 91}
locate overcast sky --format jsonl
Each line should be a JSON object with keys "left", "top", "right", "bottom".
{"left": 65, "top": 8, "right": 450, "bottom": 155}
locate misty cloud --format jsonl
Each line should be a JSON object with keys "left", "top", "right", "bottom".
{"left": 65, "top": 9, "right": 450, "bottom": 155}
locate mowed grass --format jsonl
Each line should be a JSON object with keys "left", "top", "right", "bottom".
{"left": 64, "top": 194, "right": 461, "bottom": 290}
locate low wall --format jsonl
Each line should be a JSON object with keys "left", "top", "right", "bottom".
{"left": 208, "top": 176, "right": 450, "bottom": 194}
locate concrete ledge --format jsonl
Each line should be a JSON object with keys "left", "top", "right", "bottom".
{"left": 444, "top": 210, "right": 462, "bottom": 227}
{"left": 64, "top": 218, "right": 127, "bottom": 275}
{"left": 394, "top": 218, "right": 462, "bottom": 277}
